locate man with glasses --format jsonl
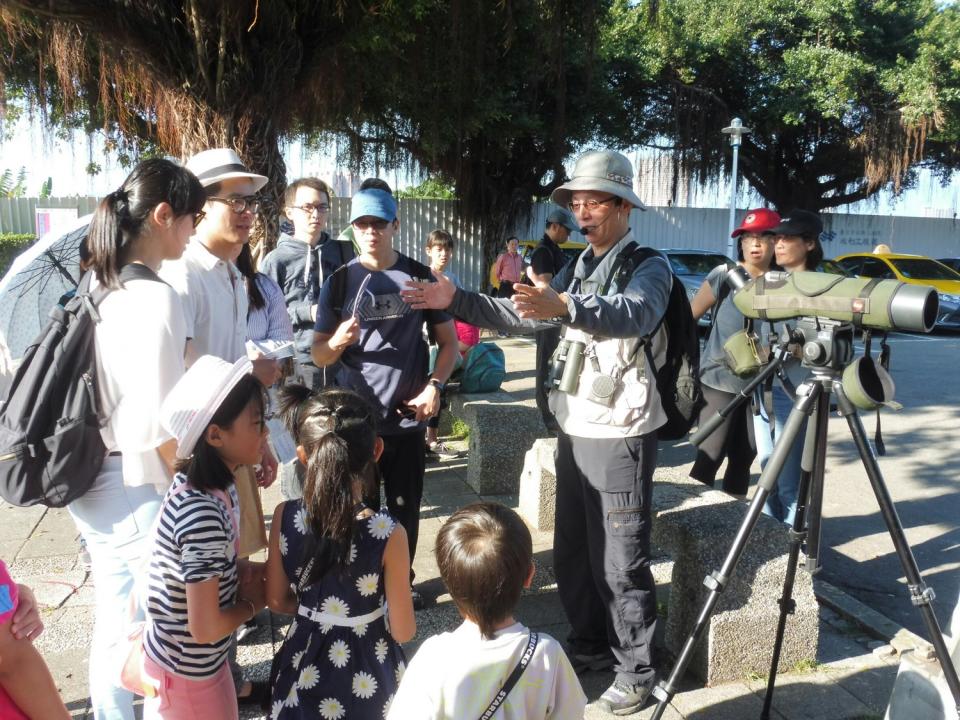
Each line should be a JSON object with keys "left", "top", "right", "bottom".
{"left": 261, "top": 177, "right": 345, "bottom": 390}
{"left": 402, "top": 150, "right": 672, "bottom": 714}
{"left": 159, "top": 147, "right": 278, "bottom": 707}
{"left": 312, "top": 188, "right": 459, "bottom": 610}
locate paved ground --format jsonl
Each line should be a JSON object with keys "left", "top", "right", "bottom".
{"left": 4, "top": 330, "right": 958, "bottom": 718}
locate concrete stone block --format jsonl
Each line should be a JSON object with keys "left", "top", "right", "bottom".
{"left": 447, "top": 390, "right": 546, "bottom": 495}
{"left": 519, "top": 438, "right": 558, "bottom": 531}
{"left": 653, "top": 476, "right": 819, "bottom": 685}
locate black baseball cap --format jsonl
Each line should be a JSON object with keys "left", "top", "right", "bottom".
{"left": 770, "top": 209, "right": 823, "bottom": 238}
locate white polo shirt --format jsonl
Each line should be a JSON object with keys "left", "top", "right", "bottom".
{"left": 95, "top": 276, "right": 187, "bottom": 489}
{"left": 159, "top": 240, "right": 248, "bottom": 364}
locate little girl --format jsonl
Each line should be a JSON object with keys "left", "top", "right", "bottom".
{"left": 141, "top": 355, "right": 269, "bottom": 719}
{"left": 266, "top": 385, "right": 416, "bottom": 719}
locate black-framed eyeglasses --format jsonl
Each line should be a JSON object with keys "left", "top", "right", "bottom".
{"left": 291, "top": 203, "right": 329, "bottom": 215}
{"left": 352, "top": 218, "right": 390, "bottom": 231}
{"left": 191, "top": 210, "right": 206, "bottom": 228}
{"left": 208, "top": 196, "right": 261, "bottom": 214}
{"left": 568, "top": 196, "right": 618, "bottom": 213}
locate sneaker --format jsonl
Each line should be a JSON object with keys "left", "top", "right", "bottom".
{"left": 236, "top": 617, "right": 258, "bottom": 643}
{"left": 426, "top": 441, "right": 461, "bottom": 460}
{"left": 78, "top": 538, "right": 92, "bottom": 571}
{"left": 568, "top": 649, "right": 616, "bottom": 675}
{"left": 596, "top": 679, "right": 655, "bottom": 716}
{"left": 411, "top": 588, "right": 426, "bottom": 611}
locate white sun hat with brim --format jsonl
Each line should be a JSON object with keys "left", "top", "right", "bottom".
{"left": 161, "top": 355, "right": 255, "bottom": 460}
{"left": 185, "top": 148, "right": 269, "bottom": 192}
{"left": 550, "top": 150, "right": 647, "bottom": 211}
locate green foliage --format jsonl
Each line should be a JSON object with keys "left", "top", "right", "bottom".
{"left": 450, "top": 417, "right": 470, "bottom": 440}
{"left": 0, "top": 233, "right": 36, "bottom": 276}
{"left": 396, "top": 176, "right": 456, "bottom": 200}
{"left": 615, "top": 0, "right": 960, "bottom": 210}
{"left": 38, "top": 177, "right": 52, "bottom": 198}
{"left": 0, "top": 167, "right": 28, "bottom": 197}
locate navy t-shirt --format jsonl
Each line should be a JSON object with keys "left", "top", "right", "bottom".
{"left": 314, "top": 254, "right": 451, "bottom": 434}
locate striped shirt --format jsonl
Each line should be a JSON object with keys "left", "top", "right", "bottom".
{"left": 247, "top": 272, "right": 294, "bottom": 343}
{"left": 143, "top": 474, "right": 239, "bottom": 679}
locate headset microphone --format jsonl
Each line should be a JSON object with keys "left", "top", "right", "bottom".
{"left": 579, "top": 209, "right": 616, "bottom": 236}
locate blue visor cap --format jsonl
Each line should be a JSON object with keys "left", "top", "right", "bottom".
{"left": 350, "top": 189, "right": 397, "bottom": 223}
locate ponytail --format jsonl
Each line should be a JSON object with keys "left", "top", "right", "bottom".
{"left": 87, "top": 158, "right": 205, "bottom": 290}
{"left": 277, "top": 387, "right": 378, "bottom": 582}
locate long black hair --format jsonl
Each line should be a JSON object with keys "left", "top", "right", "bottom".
{"left": 276, "top": 385, "right": 378, "bottom": 583}
{"left": 87, "top": 158, "right": 205, "bottom": 289}
{"left": 235, "top": 243, "right": 266, "bottom": 312}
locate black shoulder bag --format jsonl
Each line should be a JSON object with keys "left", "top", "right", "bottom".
{"left": 478, "top": 631, "right": 539, "bottom": 720}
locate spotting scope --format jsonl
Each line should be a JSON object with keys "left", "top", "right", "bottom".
{"left": 731, "top": 270, "right": 938, "bottom": 333}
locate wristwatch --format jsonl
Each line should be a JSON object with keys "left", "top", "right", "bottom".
{"left": 428, "top": 378, "right": 446, "bottom": 392}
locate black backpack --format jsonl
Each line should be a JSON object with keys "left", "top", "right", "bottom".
{"left": 602, "top": 242, "right": 703, "bottom": 441}
{"left": 0, "top": 264, "right": 162, "bottom": 507}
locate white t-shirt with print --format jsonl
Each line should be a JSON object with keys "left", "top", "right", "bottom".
{"left": 387, "top": 620, "right": 586, "bottom": 720}
{"left": 95, "top": 275, "right": 186, "bottom": 489}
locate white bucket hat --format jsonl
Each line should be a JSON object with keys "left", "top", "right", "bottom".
{"left": 161, "top": 355, "right": 255, "bottom": 459}
{"left": 550, "top": 150, "right": 647, "bottom": 211}
{"left": 185, "top": 148, "right": 268, "bottom": 192}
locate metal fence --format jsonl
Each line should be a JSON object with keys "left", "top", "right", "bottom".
{"left": 3, "top": 196, "right": 960, "bottom": 292}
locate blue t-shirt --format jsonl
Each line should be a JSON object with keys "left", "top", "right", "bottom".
{"left": 314, "top": 254, "right": 451, "bottom": 434}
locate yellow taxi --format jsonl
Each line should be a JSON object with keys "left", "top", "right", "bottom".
{"left": 834, "top": 252, "right": 960, "bottom": 329}
{"left": 488, "top": 239, "right": 587, "bottom": 292}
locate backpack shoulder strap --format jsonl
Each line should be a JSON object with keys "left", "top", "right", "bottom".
{"left": 328, "top": 263, "right": 351, "bottom": 317}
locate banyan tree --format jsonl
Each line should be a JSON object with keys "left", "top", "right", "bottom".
{"left": 0, "top": 0, "right": 615, "bottom": 255}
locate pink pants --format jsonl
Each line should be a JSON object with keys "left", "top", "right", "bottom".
{"left": 142, "top": 654, "right": 238, "bottom": 720}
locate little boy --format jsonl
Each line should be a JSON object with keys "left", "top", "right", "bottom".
{"left": 388, "top": 503, "right": 586, "bottom": 719}
{"left": 423, "top": 230, "right": 476, "bottom": 460}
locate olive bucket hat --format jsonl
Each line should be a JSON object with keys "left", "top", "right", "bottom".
{"left": 550, "top": 150, "right": 647, "bottom": 211}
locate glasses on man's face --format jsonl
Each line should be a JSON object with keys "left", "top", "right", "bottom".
{"left": 291, "top": 203, "right": 329, "bottom": 215}
{"left": 352, "top": 219, "right": 390, "bottom": 232}
{"left": 741, "top": 233, "right": 773, "bottom": 245}
{"left": 208, "top": 196, "right": 261, "bottom": 214}
{"left": 191, "top": 210, "right": 206, "bottom": 228}
{"left": 567, "top": 196, "right": 617, "bottom": 213}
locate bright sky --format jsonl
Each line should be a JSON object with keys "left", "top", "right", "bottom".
{"left": 2, "top": 115, "right": 959, "bottom": 219}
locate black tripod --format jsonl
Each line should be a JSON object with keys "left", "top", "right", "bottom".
{"left": 650, "top": 320, "right": 960, "bottom": 720}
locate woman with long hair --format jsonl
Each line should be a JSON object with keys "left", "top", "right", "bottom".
{"left": 68, "top": 158, "right": 205, "bottom": 720}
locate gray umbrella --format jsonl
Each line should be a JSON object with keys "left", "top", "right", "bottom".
{"left": 0, "top": 217, "right": 90, "bottom": 361}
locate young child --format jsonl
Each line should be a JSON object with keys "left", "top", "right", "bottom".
{"left": 424, "top": 229, "right": 476, "bottom": 460}
{"left": 388, "top": 502, "right": 586, "bottom": 719}
{"left": 140, "top": 355, "right": 269, "bottom": 719}
{"left": 266, "top": 385, "right": 416, "bottom": 720}
{"left": 0, "top": 562, "right": 70, "bottom": 719}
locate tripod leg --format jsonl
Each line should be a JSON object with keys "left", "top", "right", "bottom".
{"left": 650, "top": 382, "right": 821, "bottom": 720}
{"left": 836, "top": 385, "right": 960, "bottom": 714}
{"left": 761, "top": 385, "right": 830, "bottom": 719}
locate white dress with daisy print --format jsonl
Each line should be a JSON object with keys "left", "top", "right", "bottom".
{"left": 271, "top": 502, "right": 406, "bottom": 720}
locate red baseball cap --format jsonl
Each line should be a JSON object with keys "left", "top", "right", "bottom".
{"left": 731, "top": 208, "right": 780, "bottom": 238}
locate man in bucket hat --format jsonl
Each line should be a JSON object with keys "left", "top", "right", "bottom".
{"left": 402, "top": 150, "right": 672, "bottom": 714}
{"left": 311, "top": 188, "right": 459, "bottom": 610}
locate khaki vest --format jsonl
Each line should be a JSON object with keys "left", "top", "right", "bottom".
{"left": 548, "top": 232, "right": 667, "bottom": 439}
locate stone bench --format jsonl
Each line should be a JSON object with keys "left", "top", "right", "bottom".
{"left": 440, "top": 389, "right": 546, "bottom": 495}
{"left": 517, "top": 438, "right": 819, "bottom": 684}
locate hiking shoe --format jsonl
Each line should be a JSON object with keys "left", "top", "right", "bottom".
{"left": 596, "top": 679, "right": 655, "bottom": 715}
{"left": 569, "top": 649, "right": 616, "bottom": 675}
{"left": 425, "top": 441, "right": 461, "bottom": 460}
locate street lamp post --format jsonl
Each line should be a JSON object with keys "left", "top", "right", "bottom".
{"left": 722, "top": 117, "right": 751, "bottom": 259}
